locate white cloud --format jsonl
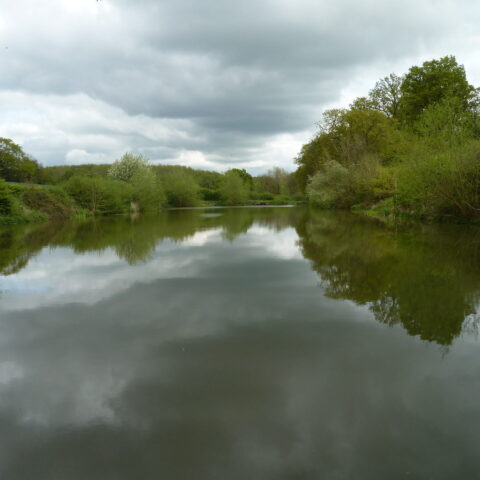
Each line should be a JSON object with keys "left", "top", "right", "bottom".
{"left": 1, "top": 0, "right": 480, "bottom": 171}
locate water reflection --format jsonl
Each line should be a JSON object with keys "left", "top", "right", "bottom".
{"left": 0, "top": 207, "right": 304, "bottom": 272}
{"left": 296, "top": 211, "right": 480, "bottom": 345}
{"left": 1, "top": 208, "right": 480, "bottom": 478}
{"left": 2, "top": 207, "right": 479, "bottom": 346}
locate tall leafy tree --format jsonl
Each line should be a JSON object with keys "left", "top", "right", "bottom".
{"left": 0, "top": 138, "right": 41, "bottom": 182}
{"left": 220, "top": 170, "right": 250, "bottom": 205}
{"left": 369, "top": 73, "right": 403, "bottom": 118}
{"left": 399, "top": 56, "right": 479, "bottom": 124}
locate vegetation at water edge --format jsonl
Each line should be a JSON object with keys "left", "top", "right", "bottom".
{"left": 296, "top": 55, "right": 480, "bottom": 222}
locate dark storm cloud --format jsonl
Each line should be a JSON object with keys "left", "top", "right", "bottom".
{"left": 1, "top": 0, "right": 479, "bottom": 169}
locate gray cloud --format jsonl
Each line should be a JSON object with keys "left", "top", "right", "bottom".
{"left": 1, "top": 0, "right": 480, "bottom": 171}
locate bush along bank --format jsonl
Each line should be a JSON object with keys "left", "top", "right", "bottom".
{"left": 295, "top": 55, "right": 480, "bottom": 224}
{"left": 0, "top": 152, "right": 304, "bottom": 224}
{"left": 0, "top": 180, "right": 91, "bottom": 225}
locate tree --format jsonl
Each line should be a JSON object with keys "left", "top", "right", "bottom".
{"left": 306, "top": 161, "right": 350, "bottom": 208}
{"left": 227, "top": 168, "right": 253, "bottom": 189}
{"left": 130, "top": 168, "right": 166, "bottom": 212}
{"left": 369, "top": 73, "right": 403, "bottom": 118}
{"left": 220, "top": 170, "right": 250, "bottom": 205}
{"left": 255, "top": 167, "right": 291, "bottom": 195}
{"left": 108, "top": 152, "right": 150, "bottom": 183}
{"left": 0, "top": 138, "right": 41, "bottom": 182}
{"left": 64, "top": 175, "right": 132, "bottom": 214}
{"left": 161, "top": 170, "right": 200, "bottom": 207}
{"left": 295, "top": 133, "right": 333, "bottom": 191}
{"left": 306, "top": 154, "right": 382, "bottom": 209}
{"left": 399, "top": 56, "right": 479, "bottom": 124}
{"left": 296, "top": 108, "right": 395, "bottom": 192}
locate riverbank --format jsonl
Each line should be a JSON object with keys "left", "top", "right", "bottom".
{"left": 0, "top": 182, "right": 92, "bottom": 225}
{"left": 0, "top": 181, "right": 301, "bottom": 225}
{"left": 0, "top": 148, "right": 304, "bottom": 224}
{"left": 355, "top": 197, "right": 480, "bottom": 226}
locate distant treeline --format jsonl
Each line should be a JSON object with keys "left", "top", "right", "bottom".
{"left": 0, "top": 144, "right": 302, "bottom": 223}
{"left": 4, "top": 54, "right": 479, "bottom": 224}
{"left": 295, "top": 55, "right": 480, "bottom": 222}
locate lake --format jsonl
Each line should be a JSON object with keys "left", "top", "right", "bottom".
{"left": 0, "top": 206, "right": 480, "bottom": 479}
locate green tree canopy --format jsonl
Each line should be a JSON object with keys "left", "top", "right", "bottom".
{"left": 296, "top": 107, "right": 395, "bottom": 192}
{"left": 0, "top": 138, "right": 41, "bottom": 183}
{"left": 399, "top": 56, "right": 479, "bottom": 124}
{"left": 220, "top": 170, "right": 250, "bottom": 205}
{"left": 64, "top": 175, "right": 132, "bottom": 214}
{"left": 227, "top": 168, "right": 253, "bottom": 188}
{"left": 161, "top": 170, "right": 200, "bottom": 207}
{"left": 369, "top": 73, "right": 403, "bottom": 118}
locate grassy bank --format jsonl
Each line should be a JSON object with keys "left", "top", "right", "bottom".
{"left": 1, "top": 145, "right": 303, "bottom": 224}
{"left": 0, "top": 176, "right": 303, "bottom": 225}
{"left": 0, "top": 181, "right": 92, "bottom": 225}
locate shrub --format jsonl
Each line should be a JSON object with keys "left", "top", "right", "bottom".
{"left": 271, "top": 194, "right": 292, "bottom": 205}
{"left": 65, "top": 175, "right": 132, "bottom": 214}
{"left": 219, "top": 170, "right": 250, "bottom": 206}
{"left": 130, "top": 169, "right": 166, "bottom": 212}
{"left": 306, "top": 161, "right": 351, "bottom": 208}
{"left": 160, "top": 171, "right": 200, "bottom": 207}
{"left": 0, "top": 179, "right": 13, "bottom": 215}
{"left": 199, "top": 187, "right": 221, "bottom": 202}
{"left": 397, "top": 141, "right": 480, "bottom": 219}
{"left": 257, "top": 192, "right": 274, "bottom": 201}
{"left": 21, "top": 185, "right": 76, "bottom": 219}
{"left": 306, "top": 154, "right": 386, "bottom": 209}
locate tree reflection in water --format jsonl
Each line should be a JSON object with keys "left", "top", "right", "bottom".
{"left": 1, "top": 207, "right": 479, "bottom": 346}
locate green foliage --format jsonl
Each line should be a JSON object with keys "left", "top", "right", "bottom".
{"left": 108, "top": 152, "right": 150, "bottom": 182}
{"left": 227, "top": 168, "right": 253, "bottom": 189}
{"left": 44, "top": 164, "right": 110, "bottom": 184}
{"left": 255, "top": 167, "right": 292, "bottom": 196}
{"left": 296, "top": 108, "right": 396, "bottom": 194}
{"left": 397, "top": 141, "right": 480, "bottom": 219}
{"left": 368, "top": 73, "right": 403, "bottom": 118}
{"left": 21, "top": 185, "right": 77, "bottom": 219}
{"left": 0, "top": 179, "right": 13, "bottom": 215}
{"left": 270, "top": 194, "right": 292, "bottom": 205}
{"left": 394, "top": 98, "right": 480, "bottom": 219}
{"left": 306, "top": 161, "right": 350, "bottom": 208}
{"left": 219, "top": 170, "right": 250, "bottom": 205}
{"left": 399, "top": 56, "right": 479, "bottom": 124}
{"left": 255, "top": 192, "right": 274, "bottom": 201}
{"left": 0, "top": 138, "right": 42, "bottom": 182}
{"left": 295, "top": 134, "right": 331, "bottom": 191}
{"left": 296, "top": 55, "right": 480, "bottom": 222}
{"left": 306, "top": 154, "right": 391, "bottom": 209}
{"left": 65, "top": 175, "right": 132, "bottom": 214}
{"left": 199, "top": 187, "right": 222, "bottom": 202}
{"left": 152, "top": 165, "right": 223, "bottom": 190}
{"left": 130, "top": 168, "right": 166, "bottom": 212}
{"left": 414, "top": 96, "right": 479, "bottom": 146}
{"left": 160, "top": 170, "right": 200, "bottom": 207}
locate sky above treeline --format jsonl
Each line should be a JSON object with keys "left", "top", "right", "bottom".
{"left": 1, "top": 0, "right": 480, "bottom": 173}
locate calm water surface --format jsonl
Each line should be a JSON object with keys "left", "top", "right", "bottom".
{"left": 0, "top": 207, "right": 480, "bottom": 479}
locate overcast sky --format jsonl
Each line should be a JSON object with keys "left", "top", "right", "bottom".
{"left": 1, "top": 0, "right": 479, "bottom": 173}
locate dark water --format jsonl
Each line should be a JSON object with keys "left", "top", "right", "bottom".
{"left": 1, "top": 207, "right": 480, "bottom": 479}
